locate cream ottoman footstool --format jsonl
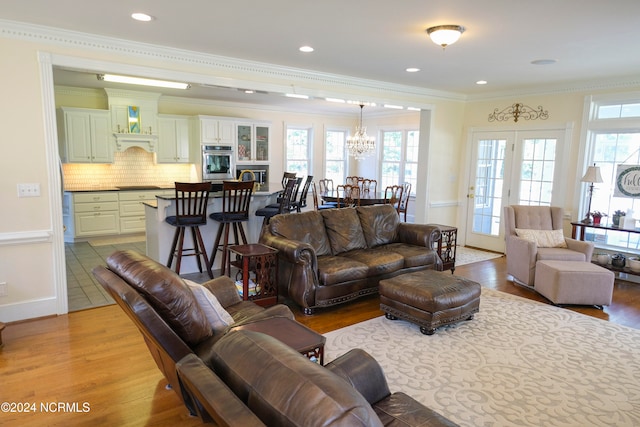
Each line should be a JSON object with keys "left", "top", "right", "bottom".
{"left": 534, "top": 260, "right": 614, "bottom": 307}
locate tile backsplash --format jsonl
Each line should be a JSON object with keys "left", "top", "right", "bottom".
{"left": 63, "top": 147, "right": 196, "bottom": 190}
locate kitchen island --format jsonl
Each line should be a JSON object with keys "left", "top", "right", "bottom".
{"left": 144, "top": 183, "right": 281, "bottom": 273}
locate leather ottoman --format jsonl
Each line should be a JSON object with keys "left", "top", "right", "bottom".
{"left": 379, "top": 270, "right": 481, "bottom": 335}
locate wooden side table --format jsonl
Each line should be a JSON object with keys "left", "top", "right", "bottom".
{"left": 232, "top": 317, "right": 326, "bottom": 364}
{"left": 429, "top": 224, "right": 457, "bottom": 273}
{"left": 227, "top": 243, "right": 278, "bottom": 307}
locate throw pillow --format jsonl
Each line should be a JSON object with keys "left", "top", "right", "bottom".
{"left": 515, "top": 228, "right": 568, "bottom": 248}
{"left": 184, "top": 279, "right": 235, "bottom": 332}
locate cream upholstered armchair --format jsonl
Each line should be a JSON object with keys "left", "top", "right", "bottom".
{"left": 503, "top": 205, "right": 595, "bottom": 286}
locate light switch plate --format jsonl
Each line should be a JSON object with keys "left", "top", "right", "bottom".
{"left": 17, "top": 183, "right": 40, "bottom": 197}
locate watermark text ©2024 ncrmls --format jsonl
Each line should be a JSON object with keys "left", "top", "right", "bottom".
{"left": 1, "top": 401, "right": 91, "bottom": 413}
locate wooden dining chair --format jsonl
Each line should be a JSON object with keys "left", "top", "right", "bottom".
{"left": 318, "top": 178, "right": 337, "bottom": 207}
{"left": 312, "top": 181, "right": 335, "bottom": 210}
{"left": 398, "top": 182, "right": 411, "bottom": 221}
{"left": 361, "top": 179, "right": 377, "bottom": 193}
{"left": 345, "top": 176, "right": 361, "bottom": 186}
{"left": 384, "top": 185, "right": 404, "bottom": 214}
{"left": 337, "top": 184, "right": 361, "bottom": 208}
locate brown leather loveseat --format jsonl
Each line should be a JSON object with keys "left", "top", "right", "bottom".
{"left": 177, "top": 329, "right": 459, "bottom": 426}
{"left": 260, "top": 204, "right": 442, "bottom": 314}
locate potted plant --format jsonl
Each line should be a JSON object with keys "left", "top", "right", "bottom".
{"left": 612, "top": 210, "right": 626, "bottom": 227}
{"left": 590, "top": 211, "right": 607, "bottom": 225}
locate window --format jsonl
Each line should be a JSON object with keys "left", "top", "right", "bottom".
{"left": 583, "top": 93, "right": 640, "bottom": 250}
{"left": 286, "top": 125, "right": 312, "bottom": 176}
{"left": 324, "top": 129, "right": 348, "bottom": 184}
{"left": 380, "top": 129, "right": 418, "bottom": 194}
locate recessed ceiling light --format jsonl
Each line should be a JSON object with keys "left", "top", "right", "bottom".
{"left": 531, "top": 59, "right": 557, "bottom": 65}
{"left": 406, "top": 67, "right": 420, "bottom": 73}
{"left": 285, "top": 93, "right": 309, "bottom": 99}
{"left": 476, "top": 80, "right": 488, "bottom": 85}
{"left": 299, "top": 46, "right": 314, "bottom": 53}
{"left": 131, "top": 12, "right": 153, "bottom": 22}
{"left": 244, "top": 90, "right": 254, "bottom": 94}
{"left": 326, "top": 98, "right": 346, "bottom": 103}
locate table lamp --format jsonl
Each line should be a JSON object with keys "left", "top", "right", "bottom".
{"left": 580, "top": 163, "right": 603, "bottom": 224}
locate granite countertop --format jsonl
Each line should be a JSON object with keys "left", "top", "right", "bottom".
{"left": 64, "top": 185, "right": 175, "bottom": 192}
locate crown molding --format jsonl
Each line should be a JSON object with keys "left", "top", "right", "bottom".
{"left": 0, "top": 19, "right": 466, "bottom": 105}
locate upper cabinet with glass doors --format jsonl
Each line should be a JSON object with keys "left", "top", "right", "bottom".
{"left": 236, "top": 121, "right": 270, "bottom": 164}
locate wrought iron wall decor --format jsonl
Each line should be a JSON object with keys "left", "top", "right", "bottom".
{"left": 488, "top": 103, "right": 549, "bottom": 123}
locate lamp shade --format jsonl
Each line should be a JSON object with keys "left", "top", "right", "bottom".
{"left": 581, "top": 164, "right": 603, "bottom": 183}
{"left": 426, "top": 25, "right": 465, "bottom": 48}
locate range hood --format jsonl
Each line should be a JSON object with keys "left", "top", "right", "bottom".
{"left": 113, "top": 132, "right": 158, "bottom": 153}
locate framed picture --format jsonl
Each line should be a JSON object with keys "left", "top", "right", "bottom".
{"left": 128, "top": 106, "right": 140, "bottom": 133}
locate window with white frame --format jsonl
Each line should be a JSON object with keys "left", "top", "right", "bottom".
{"left": 380, "top": 129, "right": 418, "bottom": 194}
{"left": 286, "top": 125, "right": 312, "bottom": 177}
{"left": 324, "top": 129, "right": 348, "bottom": 184}
{"left": 583, "top": 93, "right": 640, "bottom": 250}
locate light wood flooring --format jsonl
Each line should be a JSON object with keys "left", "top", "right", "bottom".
{"left": 1, "top": 256, "right": 639, "bottom": 426}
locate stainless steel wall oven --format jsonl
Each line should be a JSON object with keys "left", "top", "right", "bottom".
{"left": 202, "top": 145, "right": 235, "bottom": 181}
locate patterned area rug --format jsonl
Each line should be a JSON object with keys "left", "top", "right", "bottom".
{"left": 455, "top": 246, "right": 502, "bottom": 266}
{"left": 324, "top": 288, "right": 640, "bottom": 427}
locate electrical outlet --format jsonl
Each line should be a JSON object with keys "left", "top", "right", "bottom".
{"left": 0, "top": 282, "right": 7, "bottom": 297}
{"left": 17, "top": 183, "right": 41, "bottom": 197}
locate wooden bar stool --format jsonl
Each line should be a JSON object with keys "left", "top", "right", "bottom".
{"left": 166, "top": 182, "right": 213, "bottom": 279}
{"left": 209, "top": 180, "right": 254, "bottom": 276}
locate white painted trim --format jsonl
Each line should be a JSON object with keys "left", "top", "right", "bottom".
{"left": 0, "top": 297, "right": 59, "bottom": 323}
{"left": 430, "top": 200, "right": 461, "bottom": 208}
{"left": 0, "top": 230, "right": 52, "bottom": 245}
{"left": 38, "top": 51, "right": 69, "bottom": 316}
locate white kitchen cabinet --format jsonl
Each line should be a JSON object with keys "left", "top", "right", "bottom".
{"left": 199, "top": 117, "right": 235, "bottom": 144}
{"left": 157, "top": 115, "right": 190, "bottom": 163}
{"left": 72, "top": 192, "right": 119, "bottom": 237}
{"left": 236, "top": 122, "right": 271, "bottom": 164}
{"left": 58, "top": 107, "right": 112, "bottom": 163}
{"left": 119, "top": 190, "right": 164, "bottom": 233}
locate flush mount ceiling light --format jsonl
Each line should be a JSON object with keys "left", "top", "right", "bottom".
{"left": 131, "top": 12, "right": 153, "bottom": 22}
{"left": 97, "top": 74, "right": 190, "bottom": 90}
{"left": 426, "top": 25, "right": 465, "bottom": 48}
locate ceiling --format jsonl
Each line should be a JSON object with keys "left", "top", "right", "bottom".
{"left": 4, "top": 0, "right": 640, "bottom": 109}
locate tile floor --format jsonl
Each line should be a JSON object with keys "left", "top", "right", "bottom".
{"left": 65, "top": 239, "right": 216, "bottom": 312}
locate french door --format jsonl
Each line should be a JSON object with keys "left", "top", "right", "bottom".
{"left": 465, "top": 129, "right": 567, "bottom": 252}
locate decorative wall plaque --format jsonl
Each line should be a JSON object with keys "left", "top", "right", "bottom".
{"left": 615, "top": 164, "right": 640, "bottom": 198}
{"left": 488, "top": 103, "right": 549, "bottom": 123}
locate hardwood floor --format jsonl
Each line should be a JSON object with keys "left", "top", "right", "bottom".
{"left": 1, "top": 255, "right": 639, "bottom": 426}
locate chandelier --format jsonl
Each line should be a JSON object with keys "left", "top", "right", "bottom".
{"left": 346, "top": 104, "right": 375, "bottom": 160}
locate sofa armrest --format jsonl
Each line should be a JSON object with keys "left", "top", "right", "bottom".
{"left": 176, "top": 354, "right": 266, "bottom": 426}
{"left": 325, "top": 348, "right": 391, "bottom": 405}
{"left": 565, "top": 237, "right": 595, "bottom": 260}
{"left": 505, "top": 235, "right": 537, "bottom": 266}
{"left": 397, "top": 223, "right": 441, "bottom": 248}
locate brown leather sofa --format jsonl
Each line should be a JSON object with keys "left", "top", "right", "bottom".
{"left": 92, "top": 249, "right": 294, "bottom": 414}
{"left": 177, "top": 329, "right": 459, "bottom": 426}
{"left": 259, "top": 204, "right": 443, "bottom": 314}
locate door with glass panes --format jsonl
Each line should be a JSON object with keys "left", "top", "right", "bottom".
{"left": 465, "top": 129, "right": 565, "bottom": 252}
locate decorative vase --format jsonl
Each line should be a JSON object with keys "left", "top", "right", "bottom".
{"left": 593, "top": 216, "right": 601, "bottom": 225}
{"left": 613, "top": 215, "right": 621, "bottom": 227}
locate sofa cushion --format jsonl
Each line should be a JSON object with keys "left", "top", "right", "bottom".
{"left": 356, "top": 204, "right": 400, "bottom": 247}
{"left": 321, "top": 208, "right": 368, "bottom": 254}
{"left": 211, "top": 330, "right": 383, "bottom": 427}
{"left": 269, "top": 210, "right": 332, "bottom": 256}
{"left": 317, "top": 256, "right": 369, "bottom": 286}
{"left": 106, "top": 250, "right": 212, "bottom": 347}
{"left": 184, "top": 279, "right": 235, "bottom": 332}
{"left": 341, "top": 248, "right": 404, "bottom": 277}
{"left": 385, "top": 243, "right": 440, "bottom": 268}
